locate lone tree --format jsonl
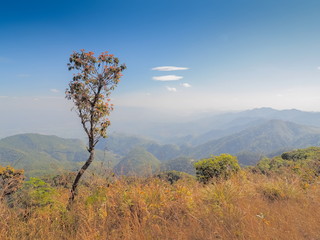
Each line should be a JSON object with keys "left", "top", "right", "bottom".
{"left": 66, "top": 49, "right": 126, "bottom": 204}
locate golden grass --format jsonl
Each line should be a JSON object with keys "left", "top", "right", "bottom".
{"left": 1, "top": 171, "right": 320, "bottom": 240}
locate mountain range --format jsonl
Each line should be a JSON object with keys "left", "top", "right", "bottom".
{"left": 187, "top": 119, "right": 320, "bottom": 164}
{"left": 98, "top": 108, "right": 320, "bottom": 163}
{"left": 2, "top": 108, "right": 320, "bottom": 176}
{"left": 152, "top": 107, "right": 320, "bottom": 144}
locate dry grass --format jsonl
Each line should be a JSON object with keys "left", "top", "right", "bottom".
{"left": 1, "top": 171, "right": 320, "bottom": 240}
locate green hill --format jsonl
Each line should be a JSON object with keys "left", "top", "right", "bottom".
{"left": 96, "top": 133, "right": 181, "bottom": 161}
{"left": 96, "top": 133, "right": 156, "bottom": 155}
{"left": 160, "top": 156, "right": 196, "bottom": 175}
{"left": 0, "top": 133, "right": 119, "bottom": 177}
{"left": 114, "top": 147, "right": 160, "bottom": 176}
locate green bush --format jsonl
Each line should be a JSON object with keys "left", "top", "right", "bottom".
{"left": 17, "top": 177, "right": 56, "bottom": 208}
{"left": 255, "top": 157, "right": 293, "bottom": 174}
{"left": 194, "top": 154, "right": 240, "bottom": 183}
{"left": 255, "top": 147, "right": 320, "bottom": 179}
{"left": 156, "top": 170, "right": 194, "bottom": 184}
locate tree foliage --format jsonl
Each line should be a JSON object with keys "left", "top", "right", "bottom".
{"left": 21, "top": 178, "right": 56, "bottom": 208}
{"left": 255, "top": 147, "right": 320, "bottom": 180}
{"left": 194, "top": 154, "right": 240, "bottom": 183}
{"left": 66, "top": 49, "right": 126, "bottom": 204}
{"left": 0, "top": 165, "right": 24, "bottom": 200}
{"left": 66, "top": 49, "right": 126, "bottom": 141}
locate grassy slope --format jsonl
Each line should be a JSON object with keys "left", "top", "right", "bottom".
{"left": 1, "top": 147, "right": 320, "bottom": 239}
{"left": 0, "top": 171, "right": 319, "bottom": 239}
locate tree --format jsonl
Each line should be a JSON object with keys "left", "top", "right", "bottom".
{"left": 66, "top": 49, "right": 126, "bottom": 205}
{"left": 0, "top": 165, "right": 25, "bottom": 201}
{"left": 194, "top": 154, "right": 240, "bottom": 183}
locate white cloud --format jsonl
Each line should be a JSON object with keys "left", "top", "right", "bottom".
{"left": 166, "top": 86, "right": 177, "bottom": 92}
{"left": 153, "top": 75, "right": 183, "bottom": 81}
{"left": 50, "top": 88, "right": 59, "bottom": 93}
{"left": 152, "top": 66, "right": 189, "bottom": 71}
{"left": 317, "top": 66, "right": 320, "bottom": 70}
{"left": 181, "top": 83, "right": 191, "bottom": 88}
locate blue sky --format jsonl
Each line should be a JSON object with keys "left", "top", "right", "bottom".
{"left": 1, "top": 0, "right": 320, "bottom": 137}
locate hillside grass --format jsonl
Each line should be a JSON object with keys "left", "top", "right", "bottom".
{"left": 1, "top": 169, "right": 320, "bottom": 240}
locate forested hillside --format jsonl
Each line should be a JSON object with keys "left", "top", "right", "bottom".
{"left": 188, "top": 119, "right": 320, "bottom": 162}
{"left": 0, "top": 134, "right": 119, "bottom": 177}
{"left": 114, "top": 147, "right": 160, "bottom": 175}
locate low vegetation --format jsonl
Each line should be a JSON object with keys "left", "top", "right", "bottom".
{"left": 194, "top": 154, "right": 240, "bottom": 183}
{"left": 0, "top": 148, "right": 320, "bottom": 239}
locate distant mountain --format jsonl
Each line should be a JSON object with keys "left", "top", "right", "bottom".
{"left": 96, "top": 133, "right": 157, "bottom": 155}
{"left": 140, "top": 108, "right": 320, "bottom": 144}
{"left": 160, "top": 157, "right": 196, "bottom": 175}
{"left": 3, "top": 108, "right": 320, "bottom": 177}
{"left": 238, "top": 108, "right": 320, "bottom": 127}
{"left": 114, "top": 147, "right": 160, "bottom": 176}
{"left": 96, "top": 133, "right": 181, "bottom": 161}
{"left": 0, "top": 133, "right": 119, "bottom": 177}
{"left": 174, "top": 118, "right": 265, "bottom": 146}
{"left": 196, "top": 107, "right": 320, "bottom": 130}
{"left": 188, "top": 119, "right": 320, "bottom": 163}
{"left": 97, "top": 111, "right": 320, "bottom": 168}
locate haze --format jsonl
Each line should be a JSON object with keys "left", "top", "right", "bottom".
{"left": 1, "top": 0, "right": 320, "bottom": 138}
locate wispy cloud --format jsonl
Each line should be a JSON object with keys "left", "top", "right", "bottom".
{"left": 317, "top": 66, "right": 320, "bottom": 70}
{"left": 166, "top": 86, "right": 177, "bottom": 92}
{"left": 181, "top": 83, "right": 191, "bottom": 88}
{"left": 153, "top": 75, "right": 183, "bottom": 81}
{"left": 152, "top": 66, "right": 189, "bottom": 71}
{"left": 50, "top": 88, "right": 59, "bottom": 93}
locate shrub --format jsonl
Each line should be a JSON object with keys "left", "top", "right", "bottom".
{"left": 255, "top": 157, "right": 293, "bottom": 175}
{"left": 281, "top": 147, "right": 320, "bottom": 162}
{"left": 156, "top": 170, "right": 194, "bottom": 184}
{"left": 194, "top": 154, "right": 240, "bottom": 183}
{"left": 17, "top": 177, "right": 56, "bottom": 208}
{"left": 0, "top": 165, "right": 24, "bottom": 200}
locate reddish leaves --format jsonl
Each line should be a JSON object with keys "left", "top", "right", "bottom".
{"left": 66, "top": 50, "right": 126, "bottom": 140}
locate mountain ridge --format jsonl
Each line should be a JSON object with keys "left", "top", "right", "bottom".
{"left": 2, "top": 108, "right": 320, "bottom": 176}
{"left": 188, "top": 119, "right": 320, "bottom": 162}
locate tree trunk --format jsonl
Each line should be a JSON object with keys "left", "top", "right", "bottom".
{"left": 67, "top": 149, "right": 95, "bottom": 209}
